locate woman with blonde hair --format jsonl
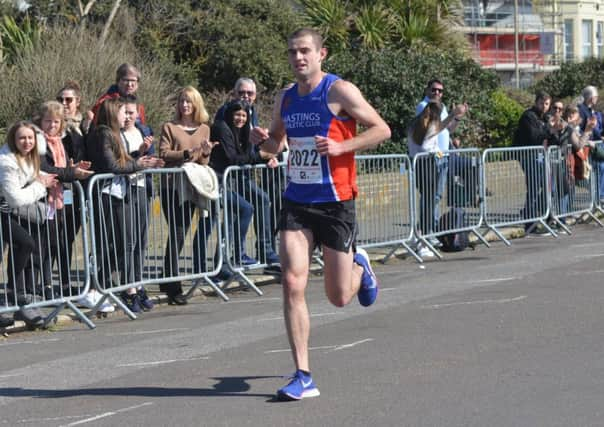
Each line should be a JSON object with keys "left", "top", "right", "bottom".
{"left": 0, "top": 121, "right": 57, "bottom": 327}
{"left": 159, "top": 86, "right": 217, "bottom": 305}
{"left": 33, "top": 101, "right": 93, "bottom": 301}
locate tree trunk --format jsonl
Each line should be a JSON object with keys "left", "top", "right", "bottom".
{"left": 100, "top": 0, "right": 122, "bottom": 45}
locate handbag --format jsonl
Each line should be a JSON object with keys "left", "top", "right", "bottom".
{"left": 573, "top": 146, "right": 591, "bottom": 180}
{"left": 12, "top": 200, "right": 47, "bottom": 225}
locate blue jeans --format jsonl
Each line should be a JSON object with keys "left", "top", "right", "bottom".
{"left": 598, "top": 161, "right": 604, "bottom": 200}
{"left": 433, "top": 157, "right": 449, "bottom": 232}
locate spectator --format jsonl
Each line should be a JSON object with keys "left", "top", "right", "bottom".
{"left": 33, "top": 101, "right": 93, "bottom": 300}
{"left": 56, "top": 80, "right": 90, "bottom": 136}
{"left": 578, "top": 86, "right": 604, "bottom": 202}
{"left": 415, "top": 79, "right": 464, "bottom": 247}
{"left": 89, "top": 63, "right": 146, "bottom": 126}
{"left": 512, "top": 91, "right": 556, "bottom": 231}
{"left": 211, "top": 99, "right": 279, "bottom": 269}
{"left": 408, "top": 100, "right": 467, "bottom": 258}
{"left": 119, "top": 95, "right": 160, "bottom": 311}
{"left": 158, "top": 86, "right": 216, "bottom": 305}
{"left": 86, "top": 98, "right": 162, "bottom": 313}
{"left": 214, "top": 77, "right": 259, "bottom": 126}
{"left": 0, "top": 121, "right": 57, "bottom": 327}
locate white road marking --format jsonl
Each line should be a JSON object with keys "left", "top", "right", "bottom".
{"left": 568, "top": 270, "right": 604, "bottom": 275}
{"left": 116, "top": 356, "right": 209, "bottom": 367}
{"left": 258, "top": 312, "right": 341, "bottom": 322}
{"left": 421, "top": 295, "right": 527, "bottom": 309}
{"left": 227, "top": 297, "right": 281, "bottom": 304}
{"left": 570, "top": 243, "right": 604, "bottom": 248}
{"left": 265, "top": 339, "right": 374, "bottom": 354}
{"left": 59, "top": 402, "right": 152, "bottom": 426}
{"left": 575, "top": 253, "right": 604, "bottom": 258}
{"left": 17, "top": 414, "right": 96, "bottom": 424}
{"left": 105, "top": 328, "right": 190, "bottom": 337}
{"left": 472, "top": 277, "right": 517, "bottom": 283}
{"left": 0, "top": 338, "right": 60, "bottom": 347}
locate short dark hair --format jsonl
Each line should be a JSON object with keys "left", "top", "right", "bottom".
{"left": 288, "top": 28, "right": 323, "bottom": 49}
{"left": 426, "top": 78, "right": 444, "bottom": 89}
{"left": 535, "top": 91, "right": 551, "bottom": 103}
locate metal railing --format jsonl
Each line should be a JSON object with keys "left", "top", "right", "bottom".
{"left": 0, "top": 181, "right": 92, "bottom": 328}
{"left": 412, "top": 149, "right": 489, "bottom": 260}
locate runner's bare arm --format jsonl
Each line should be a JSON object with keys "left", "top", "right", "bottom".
{"left": 250, "top": 90, "right": 288, "bottom": 155}
{"left": 329, "top": 80, "right": 391, "bottom": 153}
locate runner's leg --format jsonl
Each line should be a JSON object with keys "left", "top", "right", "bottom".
{"left": 322, "top": 246, "right": 362, "bottom": 307}
{"left": 280, "top": 228, "right": 314, "bottom": 372}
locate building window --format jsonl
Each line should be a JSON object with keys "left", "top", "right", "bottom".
{"left": 565, "top": 20, "right": 574, "bottom": 61}
{"left": 582, "top": 20, "right": 593, "bottom": 59}
{"left": 598, "top": 22, "right": 604, "bottom": 58}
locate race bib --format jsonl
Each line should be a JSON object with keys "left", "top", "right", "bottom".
{"left": 288, "top": 137, "right": 323, "bottom": 184}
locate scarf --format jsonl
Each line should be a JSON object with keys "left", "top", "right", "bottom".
{"left": 45, "top": 134, "right": 66, "bottom": 210}
{"left": 65, "top": 113, "right": 83, "bottom": 136}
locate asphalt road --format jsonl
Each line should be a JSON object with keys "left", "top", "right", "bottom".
{"left": 2, "top": 224, "right": 604, "bottom": 427}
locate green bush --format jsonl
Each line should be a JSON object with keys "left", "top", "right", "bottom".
{"left": 532, "top": 58, "right": 604, "bottom": 99}
{"left": 481, "top": 89, "right": 524, "bottom": 147}
{"left": 325, "top": 47, "right": 500, "bottom": 153}
{"left": 0, "top": 24, "right": 179, "bottom": 135}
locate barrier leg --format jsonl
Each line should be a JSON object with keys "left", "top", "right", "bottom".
{"left": 65, "top": 300, "right": 97, "bottom": 329}
{"left": 471, "top": 228, "right": 490, "bottom": 248}
{"left": 187, "top": 278, "right": 230, "bottom": 302}
{"left": 551, "top": 216, "right": 572, "bottom": 235}
{"left": 537, "top": 219, "right": 558, "bottom": 237}
{"left": 236, "top": 272, "right": 263, "bottom": 296}
{"left": 585, "top": 211, "right": 604, "bottom": 227}
{"left": 105, "top": 292, "right": 137, "bottom": 320}
{"left": 419, "top": 237, "right": 443, "bottom": 260}
{"left": 483, "top": 226, "right": 511, "bottom": 246}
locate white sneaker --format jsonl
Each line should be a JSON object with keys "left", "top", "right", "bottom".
{"left": 417, "top": 244, "right": 435, "bottom": 258}
{"left": 78, "top": 292, "right": 114, "bottom": 313}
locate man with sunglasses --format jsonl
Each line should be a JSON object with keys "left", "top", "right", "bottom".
{"left": 215, "top": 77, "right": 259, "bottom": 127}
{"left": 414, "top": 78, "right": 465, "bottom": 257}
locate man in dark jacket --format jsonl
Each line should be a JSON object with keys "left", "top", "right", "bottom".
{"left": 513, "top": 91, "right": 553, "bottom": 231}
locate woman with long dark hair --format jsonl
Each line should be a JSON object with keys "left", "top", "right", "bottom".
{"left": 86, "top": 98, "right": 163, "bottom": 313}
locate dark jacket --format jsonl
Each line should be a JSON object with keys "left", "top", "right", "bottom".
{"left": 578, "top": 103, "right": 603, "bottom": 140}
{"left": 513, "top": 107, "right": 557, "bottom": 147}
{"left": 209, "top": 120, "right": 262, "bottom": 176}
{"left": 85, "top": 125, "right": 142, "bottom": 175}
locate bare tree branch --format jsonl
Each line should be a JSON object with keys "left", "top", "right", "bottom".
{"left": 100, "top": 0, "right": 122, "bottom": 45}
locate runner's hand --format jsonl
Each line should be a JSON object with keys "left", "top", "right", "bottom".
{"left": 315, "top": 135, "right": 344, "bottom": 156}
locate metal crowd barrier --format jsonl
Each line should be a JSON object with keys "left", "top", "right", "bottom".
{"left": 548, "top": 145, "right": 602, "bottom": 233}
{"left": 412, "top": 149, "right": 489, "bottom": 260}
{"left": 87, "top": 168, "right": 226, "bottom": 319}
{"left": 355, "top": 154, "right": 418, "bottom": 262}
{"left": 592, "top": 141, "right": 604, "bottom": 216}
{"left": 220, "top": 163, "right": 285, "bottom": 293}
{"left": 0, "top": 181, "right": 92, "bottom": 328}
{"left": 482, "top": 146, "right": 556, "bottom": 244}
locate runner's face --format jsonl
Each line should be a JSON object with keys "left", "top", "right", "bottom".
{"left": 287, "top": 35, "right": 325, "bottom": 79}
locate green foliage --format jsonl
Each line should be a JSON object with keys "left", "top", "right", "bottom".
{"left": 326, "top": 47, "right": 500, "bottom": 153}
{"left": 532, "top": 58, "right": 604, "bottom": 99}
{"left": 0, "top": 14, "right": 41, "bottom": 65}
{"left": 481, "top": 89, "right": 524, "bottom": 147}
{"left": 0, "top": 24, "right": 178, "bottom": 134}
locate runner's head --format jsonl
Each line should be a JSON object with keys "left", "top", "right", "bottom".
{"left": 287, "top": 28, "right": 327, "bottom": 80}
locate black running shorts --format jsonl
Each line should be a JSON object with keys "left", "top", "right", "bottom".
{"left": 279, "top": 198, "right": 356, "bottom": 253}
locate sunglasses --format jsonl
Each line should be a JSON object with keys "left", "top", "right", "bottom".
{"left": 553, "top": 106, "right": 563, "bottom": 111}
{"left": 431, "top": 87, "right": 444, "bottom": 94}
{"left": 238, "top": 90, "right": 255, "bottom": 96}
{"left": 57, "top": 97, "right": 75, "bottom": 104}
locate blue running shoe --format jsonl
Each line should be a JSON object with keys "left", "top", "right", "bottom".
{"left": 276, "top": 370, "right": 320, "bottom": 401}
{"left": 354, "top": 247, "right": 379, "bottom": 307}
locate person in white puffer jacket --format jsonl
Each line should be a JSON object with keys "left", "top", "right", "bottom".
{"left": 0, "top": 121, "right": 57, "bottom": 328}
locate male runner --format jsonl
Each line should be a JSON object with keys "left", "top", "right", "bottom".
{"left": 251, "top": 28, "right": 391, "bottom": 401}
